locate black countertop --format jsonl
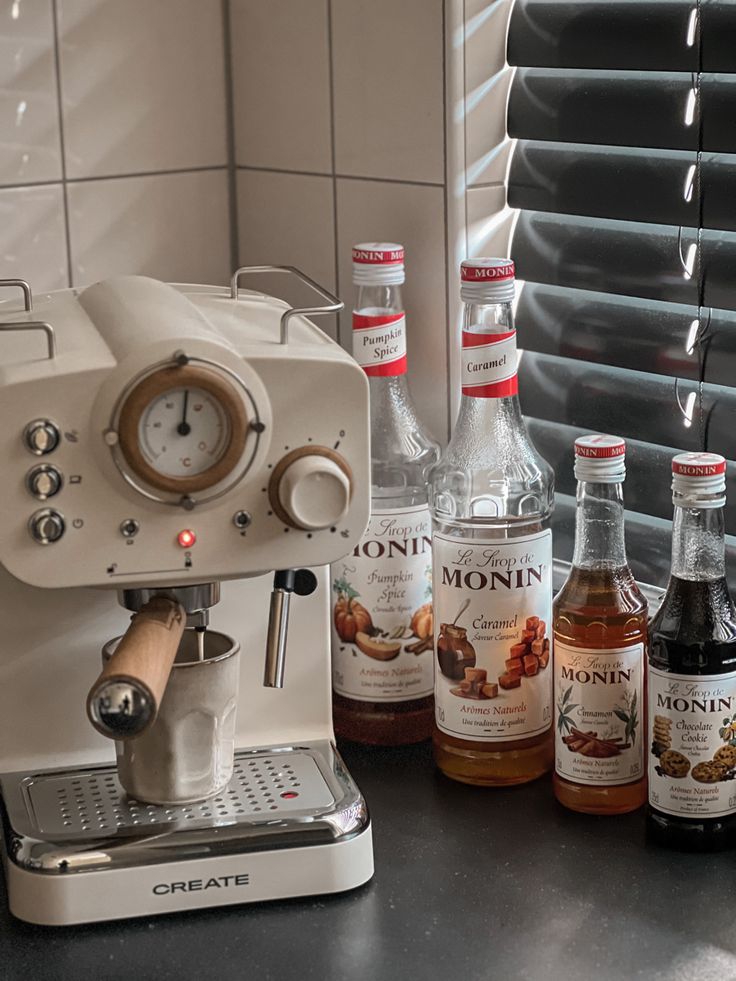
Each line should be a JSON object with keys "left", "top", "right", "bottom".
{"left": 2, "top": 741, "right": 735, "bottom": 981}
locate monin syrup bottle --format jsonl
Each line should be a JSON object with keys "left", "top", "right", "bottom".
{"left": 429, "top": 258, "right": 554, "bottom": 785}
{"left": 331, "top": 243, "right": 440, "bottom": 745}
{"left": 647, "top": 453, "right": 736, "bottom": 850}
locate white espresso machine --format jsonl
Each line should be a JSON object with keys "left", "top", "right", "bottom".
{"left": 0, "top": 268, "right": 374, "bottom": 925}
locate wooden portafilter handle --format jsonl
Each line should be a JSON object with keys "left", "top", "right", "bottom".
{"left": 87, "top": 597, "right": 186, "bottom": 740}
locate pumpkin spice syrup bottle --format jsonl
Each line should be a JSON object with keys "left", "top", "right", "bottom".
{"left": 430, "top": 258, "right": 555, "bottom": 785}
{"left": 553, "top": 436, "right": 648, "bottom": 814}
{"left": 331, "top": 243, "right": 440, "bottom": 745}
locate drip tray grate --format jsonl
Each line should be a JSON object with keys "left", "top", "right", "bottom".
{"left": 22, "top": 751, "right": 335, "bottom": 839}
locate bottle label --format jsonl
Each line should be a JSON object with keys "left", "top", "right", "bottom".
{"left": 432, "top": 529, "right": 553, "bottom": 741}
{"left": 461, "top": 327, "right": 518, "bottom": 398}
{"left": 648, "top": 667, "right": 736, "bottom": 818}
{"left": 331, "top": 505, "right": 434, "bottom": 702}
{"left": 554, "top": 642, "right": 644, "bottom": 786}
{"left": 352, "top": 311, "right": 407, "bottom": 377}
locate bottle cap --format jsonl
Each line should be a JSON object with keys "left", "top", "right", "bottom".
{"left": 460, "top": 258, "right": 515, "bottom": 303}
{"left": 352, "top": 242, "right": 405, "bottom": 286}
{"left": 574, "top": 434, "right": 626, "bottom": 483}
{"left": 672, "top": 452, "right": 727, "bottom": 507}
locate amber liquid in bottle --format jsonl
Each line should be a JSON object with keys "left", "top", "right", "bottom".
{"left": 553, "top": 469, "right": 648, "bottom": 814}
{"left": 554, "top": 569, "right": 648, "bottom": 813}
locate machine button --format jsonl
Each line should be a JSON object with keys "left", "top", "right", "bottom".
{"left": 232, "top": 510, "right": 252, "bottom": 529}
{"left": 120, "top": 518, "right": 140, "bottom": 538}
{"left": 272, "top": 449, "right": 352, "bottom": 531}
{"left": 28, "top": 508, "right": 65, "bottom": 545}
{"left": 24, "top": 419, "right": 60, "bottom": 456}
{"left": 26, "top": 464, "right": 63, "bottom": 500}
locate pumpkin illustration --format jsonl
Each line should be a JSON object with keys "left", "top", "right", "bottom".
{"left": 410, "top": 602, "right": 433, "bottom": 639}
{"left": 333, "top": 577, "right": 373, "bottom": 642}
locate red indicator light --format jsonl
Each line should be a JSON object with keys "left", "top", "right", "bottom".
{"left": 177, "top": 529, "right": 196, "bottom": 548}
{"left": 280, "top": 791, "right": 299, "bottom": 799}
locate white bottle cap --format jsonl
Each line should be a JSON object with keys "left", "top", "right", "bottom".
{"left": 574, "top": 434, "right": 626, "bottom": 483}
{"left": 352, "top": 243, "right": 405, "bottom": 286}
{"left": 672, "top": 452, "right": 727, "bottom": 507}
{"left": 460, "top": 258, "right": 516, "bottom": 303}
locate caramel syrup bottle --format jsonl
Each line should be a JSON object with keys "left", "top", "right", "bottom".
{"left": 647, "top": 452, "right": 736, "bottom": 851}
{"left": 331, "top": 243, "right": 439, "bottom": 745}
{"left": 429, "top": 259, "right": 554, "bottom": 785}
{"left": 553, "top": 436, "right": 648, "bottom": 814}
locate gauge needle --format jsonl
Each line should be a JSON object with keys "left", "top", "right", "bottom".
{"left": 177, "top": 390, "right": 191, "bottom": 436}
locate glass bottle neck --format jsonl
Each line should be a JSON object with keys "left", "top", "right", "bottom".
{"left": 355, "top": 283, "right": 404, "bottom": 316}
{"left": 456, "top": 296, "right": 520, "bottom": 424}
{"left": 671, "top": 503, "right": 726, "bottom": 581}
{"left": 572, "top": 481, "right": 628, "bottom": 570}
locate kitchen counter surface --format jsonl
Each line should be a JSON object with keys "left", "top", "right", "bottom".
{"left": 2, "top": 740, "right": 734, "bottom": 981}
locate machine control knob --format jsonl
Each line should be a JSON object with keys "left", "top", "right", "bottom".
{"left": 26, "top": 464, "right": 63, "bottom": 500}
{"left": 271, "top": 449, "right": 352, "bottom": 531}
{"left": 28, "top": 508, "right": 65, "bottom": 545}
{"left": 24, "top": 419, "right": 60, "bottom": 455}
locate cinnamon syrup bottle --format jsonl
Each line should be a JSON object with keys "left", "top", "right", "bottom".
{"left": 429, "top": 258, "right": 554, "bottom": 785}
{"left": 553, "top": 436, "right": 648, "bottom": 814}
{"left": 331, "top": 243, "right": 440, "bottom": 745}
{"left": 647, "top": 452, "right": 736, "bottom": 851}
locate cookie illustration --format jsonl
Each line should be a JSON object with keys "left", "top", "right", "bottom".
{"left": 659, "top": 750, "right": 690, "bottom": 778}
{"left": 692, "top": 761, "right": 729, "bottom": 784}
{"left": 714, "top": 745, "right": 736, "bottom": 769}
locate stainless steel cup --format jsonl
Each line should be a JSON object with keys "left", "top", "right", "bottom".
{"left": 101, "top": 629, "right": 240, "bottom": 805}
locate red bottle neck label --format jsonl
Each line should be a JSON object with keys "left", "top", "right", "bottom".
{"left": 352, "top": 311, "right": 407, "bottom": 377}
{"left": 461, "top": 328, "right": 518, "bottom": 398}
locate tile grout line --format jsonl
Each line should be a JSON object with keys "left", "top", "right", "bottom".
{"left": 50, "top": 0, "right": 74, "bottom": 289}
{"left": 326, "top": 0, "right": 342, "bottom": 346}
{"left": 0, "top": 166, "right": 229, "bottom": 193}
{"left": 237, "top": 163, "right": 445, "bottom": 189}
{"left": 441, "top": 0, "right": 451, "bottom": 444}
{"left": 221, "top": 0, "right": 240, "bottom": 275}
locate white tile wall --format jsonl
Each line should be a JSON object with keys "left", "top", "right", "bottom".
{"left": 0, "top": 0, "right": 61, "bottom": 186}
{"left": 0, "top": 183, "right": 67, "bottom": 291}
{"left": 0, "top": 0, "right": 232, "bottom": 293}
{"left": 336, "top": 178, "right": 448, "bottom": 441}
{"left": 331, "top": 0, "right": 445, "bottom": 185}
{"left": 57, "top": 0, "right": 228, "bottom": 179}
{"left": 236, "top": 169, "right": 336, "bottom": 310}
{"left": 231, "top": 0, "right": 332, "bottom": 174}
{"left": 67, "top": 170, "right": 230, "bottom": 287}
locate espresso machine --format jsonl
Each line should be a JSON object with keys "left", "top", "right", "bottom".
{"left": 0, "top": 268, "right": 374, "bottom": 924}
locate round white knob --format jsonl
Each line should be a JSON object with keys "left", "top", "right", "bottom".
{"left": 277, "top": 454, "right": 351, "bottom": 530}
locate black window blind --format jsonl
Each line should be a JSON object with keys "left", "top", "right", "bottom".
{"left": 505, "top": 0, "right": 736, "bottom": 587}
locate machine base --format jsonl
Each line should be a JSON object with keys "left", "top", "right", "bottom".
{"left": 1, "top": 741, "right": 374, "bottom": 925}
{"left": 4, "top": 824, "right": 373, "bottom": 925}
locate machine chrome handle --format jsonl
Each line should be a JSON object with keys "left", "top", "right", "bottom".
{"left": 264, "top": 569, "right": 318, "bottom": 689}
{"left": 230, "top": 265, "right": 343, "bottom": 345}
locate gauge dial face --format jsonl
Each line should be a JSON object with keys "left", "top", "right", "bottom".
{"left": 139, "top": 386, "right": 230, "bottom": 477}
{"left": 117, "top": 364, "right": 249, "bottom": 494}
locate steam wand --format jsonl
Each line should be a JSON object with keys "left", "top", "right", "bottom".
{"left": 264, "top": 569, "right": 318, "bottom": 688}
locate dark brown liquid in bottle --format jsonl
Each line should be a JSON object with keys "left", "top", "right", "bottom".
{"left": 553, "top": 567, "right": 648, "bottom": 814}
{"left": 647, "top": 576, "right": 736, "bottom": 850}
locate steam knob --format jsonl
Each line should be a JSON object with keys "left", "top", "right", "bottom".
{"left": 24, "top": 419, "right": 60, "bottom": 455}
{"left": 272, "top": 448, "right": 352, "bottom": 530}
{"left": 29, "top": 508, "right": 65, "bottom": 544}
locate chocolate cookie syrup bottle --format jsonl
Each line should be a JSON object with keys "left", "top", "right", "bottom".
{"left": 331, "top": 243, "right": 440, "bottom": 745}
{"left": 553, "top": 436, "right": 648, "bottom": 814}
{"left": 429, "top": 259, "right": 554, "bottom": 785}
{"left": 647, "top": 453, "right": 736, "bottom": 850}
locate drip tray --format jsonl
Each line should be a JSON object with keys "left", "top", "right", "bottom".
{"left": 23, "top": 751, "right": 335, "bottom": 840}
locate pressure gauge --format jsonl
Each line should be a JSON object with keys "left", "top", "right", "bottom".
{"left": 117, "top": 364, "right": 249, "bottom": 494}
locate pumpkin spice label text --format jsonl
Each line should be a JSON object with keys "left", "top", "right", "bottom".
{"left": 331, "top": 505, "right": 435, "bottom": 702}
